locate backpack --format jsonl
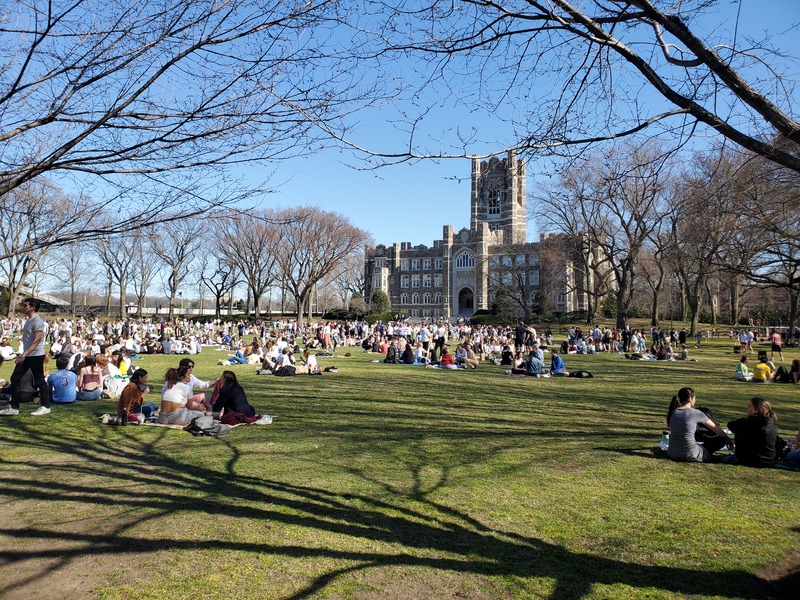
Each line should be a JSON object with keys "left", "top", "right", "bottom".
{"left": 568, "top": 370, "right": 594, "bottom": 378}
{"left": 184, "top": 415, "right": 231, "bottom": 437}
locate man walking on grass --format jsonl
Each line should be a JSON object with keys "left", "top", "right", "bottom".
{"left": 0, "top": 298, "right": 51, "bottom": 416}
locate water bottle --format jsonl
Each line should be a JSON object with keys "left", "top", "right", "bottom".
{"left": 659, "top": 431, "right": 669, "bottom": 450}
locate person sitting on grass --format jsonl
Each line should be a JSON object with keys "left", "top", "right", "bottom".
{"left": 210, "top": 370, "right": 256, "bottom": 418}
{"left": 727, "top": 397, "right": 780, "bottom": 468}
{"left": 524, "top": 349, "right": 545, "bottom": 376}
{"left": 786, "top": 426, "right": 800, "bottom": 467}
{"left": 427, "top": 346, "right": 458, "bottom": 369}
{"left": 666, "top": 387, "right": 732, "bottom": 462}
{"left": 460, "top": 342, "right": 479, "bottom": 369}
{"left": 550, "top": 350, "right": 569, "bottom": 376}
{"left": 735, "top": 356, "right": 752, "bottom": 381}
{"left": 47, "top": 354, "right": 77, "bottom": 404}
{"left": 117, "top": 369, "right": 151, "bottom": 425}
{"left": 384, "top": 340, "right": 398, "bottom": 364}
{"left": 158, "top": 366, "right": 205, "bottom": 425}
{"left": 752, "top": 353, "right": 775, "bottom": 383}
{"left": 77, "top": 354, "right": 103, "bottom": 400}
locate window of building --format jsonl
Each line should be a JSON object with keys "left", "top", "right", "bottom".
{"left": 374, "top": 257, "right": 386, "bottom": 268}
{"left": 488, "top": 188, "right": 502, "bottom": 216}
{"left": 489, "top": 223, "right": 501, "bottom": 232}
{"left": 400, "top": 293, "right": 408, "bottom": 304}
{"left": 529, "top": 255, "right": 539, "bottom": 266}
{"left": 422, "top": 274, "right": 431, "bottom": 287}
{"left": 434, "top": 292, "right": 442, "bottom": 304}
{"left": 516, "top": 254, "right": 526, "bottom": 265}
{"left": 423, "top": 292, "right": 430, "bottom": 304}
{"left": 412, "top": 274, "right": 420, "bottom": 287}
{"left": 456, "top": 251, "right": 475, "bottom": 269}
{"left": 400, "top": 275, "right": 409, "bottom": 288}
{"left": 489, "top": 256, "right": 499, "bottom": 267}
{"left": 400, "top": 259, "right": 409, "bottom": 270}
{"left": 434, "top": 258, "right": 442, "bottom": 270}
{"left": 434, "top": 274, "right": 442, "bottom": 288}
{"left": 412, "top": 259, "right": 420, "bottom": 270}
{"left": 558, "top": 292, "right": 567, "bottom": 304}
{"left": 529, "top": 270, "right": 539, "bottom": 286}
{"left": 423, "top": 259, "right": 432, "bottom": 270}
{"left": 501, "top": 255, "right": 512, "bottom": 267}
{"left": 423, "top": 309, "right": 431, "bottom": 317}
{"left": 412, "top": 293, "right": 419, "bottom": 304}
{"left": 372, "top": 275, "right": 382, "bottom": 290}
{"left": 502, "top": 272, "right": 512, "bottom": 286}
{"left": 411, "top": 309, "right": 419, "bottom": 317}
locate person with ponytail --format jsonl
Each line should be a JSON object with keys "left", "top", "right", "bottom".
{"left": 727, "top": 397, "right": 780, "bottom": 468}
{"left": 666, "top": 387, "right": 732, "bottom": 462}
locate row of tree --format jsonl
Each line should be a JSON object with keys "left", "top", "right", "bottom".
{"left": 535, "top": 141, "right": 800, "bottom": 334}
{"left": 0, "top": 192, "right": 369, "bottom": 323}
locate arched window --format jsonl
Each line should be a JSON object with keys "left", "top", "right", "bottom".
{"left": 400, "top": 293, "right": 408, "bottom": 304}
{"left": 434, "top": 292, "right": 442, "bottom": 304}
{"left": 455, "top": 251, "right": 475, "bottom": 269}
{"left": 423, "top": 292, "right": 431, "bottom": 304}
{"left": 411, "top": 293, "right": 419, "bottom": 304}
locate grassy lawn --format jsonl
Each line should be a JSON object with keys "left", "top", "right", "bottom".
{"left": 1, "top": 337, "right": 798, "bottom": 599}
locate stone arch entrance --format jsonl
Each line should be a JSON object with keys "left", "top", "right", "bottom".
{"left": 458, "top": 288, "right": 474, "bottom": 317}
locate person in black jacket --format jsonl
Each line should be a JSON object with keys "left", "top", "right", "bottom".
{"left": 211, "top": 371, "right": 255, "bottom": 417}
{"left": 728, "top": 397, "right": 780, "bottom": 468}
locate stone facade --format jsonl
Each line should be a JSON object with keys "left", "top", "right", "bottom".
{"left": 364, "top": 151, "right": 586, "bottom": 319}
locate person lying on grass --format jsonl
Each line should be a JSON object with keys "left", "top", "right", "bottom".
{"left": 158, "top": 366, "right": 206, "bottom": 425}
{"left": 666, "top": 387, "right": 732, "bottom": 463}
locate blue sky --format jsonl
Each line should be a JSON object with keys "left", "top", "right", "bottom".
{"left": 243, "top": 0, "right": 800, "bottom": 248}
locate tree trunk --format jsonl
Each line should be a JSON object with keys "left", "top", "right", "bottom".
{"left": 118, "top": 280, "right": 126, "bottom": 319}
{"left": 650, "top": 290, "right": 660, "bottom": 327}
{"left": 729, "top": 281, "right": 740, "bottom": 325}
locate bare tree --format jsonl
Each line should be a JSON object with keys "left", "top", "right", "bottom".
{"left": 218, "top": 210, "right": 282, "bottom": 319}
{"left": 275, "top": 208, "right": 370, "bottom": 324}
{"left": 0, "top": 180, "right": 72, "bottom": 315}
{"left": 353, "top": 1, "right": 800, "bottom": 172}
{"left": 0, "top": 1, "right": 379, "bottom": 253}
{"left": 96, "top": 233, "right": 138, "bottom": 318}
{"left": 129, "top": 229, "right": 159, "bottom": 317}
{"left": 53, "top": 242, "right": 92, "bottom": 317}
{"left": 200, "top": 253, "right": 241, "bottom": 321}
{"left": 544, "top": 142, "right": 671, "bottom": 329}
{"left": 150, "top": 219, "right": 203, "bottom": 321}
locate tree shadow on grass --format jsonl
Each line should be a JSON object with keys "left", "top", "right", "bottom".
{"left": 0, "top": 422, "right": 777, "bottom": 599}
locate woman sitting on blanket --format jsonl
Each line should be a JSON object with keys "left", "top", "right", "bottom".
{"left": 158, "top": 366, "right": 205, "bottom": 425}
{"left": 117, "top": 369, "right": 151, "bottom": 425}
{"left": 211, "top": 371, "right": 256, "bottom": 418}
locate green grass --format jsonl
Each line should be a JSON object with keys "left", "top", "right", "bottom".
{"left": 1, "top": 339, "right": 798, "bottom": 599}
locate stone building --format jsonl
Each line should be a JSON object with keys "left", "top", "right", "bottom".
{"left": 364, "top": 151, "right": 587, "bottom": 319}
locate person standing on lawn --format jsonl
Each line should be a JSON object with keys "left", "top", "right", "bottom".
{"left": 0, "top": 298, "right": 51, "bottom": 416}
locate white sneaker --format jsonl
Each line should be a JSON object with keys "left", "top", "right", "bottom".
{"left": 31, "top": 406, "right": 51, "bottom": 416}
{"left": 0, "top": 407, "right": 19, "bottom": 415}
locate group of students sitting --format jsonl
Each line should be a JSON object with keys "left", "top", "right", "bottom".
{"left": 382, "top": 338, "right": 480, "bottom": 368}
{"left": 115, "top": 358, "right": 257, "bottom": 426}
{"left": 500, "top": 344, "right": 571, "bottom": 377}
{"left": 736, "top": 354, "right": 800, "bottom": 383}
{"left": 664, "top": 386, "right": 799, "bottom": 468}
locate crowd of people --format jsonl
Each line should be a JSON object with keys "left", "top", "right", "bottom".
{"left": 0, "top": 300, "right": 798, "bottom": 468}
